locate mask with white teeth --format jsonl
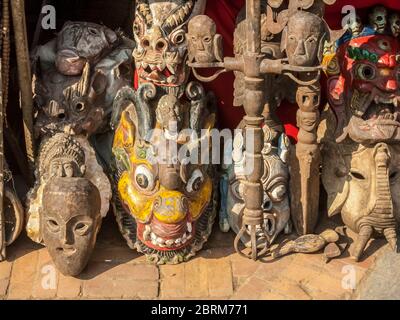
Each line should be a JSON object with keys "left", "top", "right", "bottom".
{"left": 112, "top": 75, "right": 217, "bottom": 263}
{"left": 224, "top": 125, "right": 291, "bottom": 247}
{"left": 132, "top": 0, "right": 206, "bottom": 97}
{"left": 325, "top": 12, "right": 400, "bottom": 144}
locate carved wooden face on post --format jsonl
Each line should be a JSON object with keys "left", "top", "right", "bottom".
{"left": 41, "top": 177, "right": 101, "bottom": 276}
{"left": 282, "top": 10, "right": 328, "bottom": 67}
{"left": 187, "top": 15, "right": 223, "bottom": 64}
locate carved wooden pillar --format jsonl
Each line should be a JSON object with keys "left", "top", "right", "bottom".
{"left": 236, "top": 0, "right": 266, "bottom": 260}
{"left": 290, "top": 83, "right": 321, "bottom": 235}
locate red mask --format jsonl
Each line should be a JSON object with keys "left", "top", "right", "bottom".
{"left": 328, "top": 35, "right": 400, "bottom": 144}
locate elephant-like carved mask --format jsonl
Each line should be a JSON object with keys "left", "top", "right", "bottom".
{"left": 41, "top": 177, "right": 102, "bottom": 276}
{"left": 132, "top": 0, "right": 206, "bottom": 96}
{"left": 324, "top": 8, "right": 400, "bottom": 144}
{"left": 221, "top": 125, "right": 291, "bottom": 246}
{"left": 321, "top": 139, "right": 399, "bottom": 261}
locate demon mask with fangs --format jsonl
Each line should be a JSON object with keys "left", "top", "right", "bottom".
{"left": 132, "top": 0, "right": 206, "bottom": 97}
{"left": 111, "top": 78, "right": 217, "bottom": 264}
{"left": 325, "top": 10, "right": 400, "bottom": 145}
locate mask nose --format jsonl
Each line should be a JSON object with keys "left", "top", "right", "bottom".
{"left": 141, "top": 36, "right": 168, "bottom": 53}
{"left": 196, "top": 40, "right": 205, "bottom": 50}
{"left": 295, "top": 40, "right": 306, "bottom": 56}
{"left": 61, "top": 227, "right": 74, "bottom": 246}
{"left": 262, "top": 193, "right": 273, "bottom": 211}
{"left": 153, "top": 194, "right": 189, "bottom": 224}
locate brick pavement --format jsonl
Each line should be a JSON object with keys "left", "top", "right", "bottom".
{"left": 0, "top": 215, "right": 388, "bottom": 300}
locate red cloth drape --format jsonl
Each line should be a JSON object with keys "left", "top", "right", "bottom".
{"left": 205, "top": 0, "right": 400, "bottom": 140}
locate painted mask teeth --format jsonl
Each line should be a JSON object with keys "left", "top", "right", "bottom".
{"left": 166, "top": 64, "right": 176, "bottom": 75}
{"left": 351, "top": 89, "right": 371, "bottom": 116}
{"left": 143, "top": 225, "right": 151, "bottom": 241}
{"left": 143, "top": 223, "right": 194, "bottom": 248}
{"left": 393, "top": 97, "right": 400, "bottom": 108}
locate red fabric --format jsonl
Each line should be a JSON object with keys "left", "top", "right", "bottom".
{"left": 205, "top": 0, "right": 400, "bottom": 140}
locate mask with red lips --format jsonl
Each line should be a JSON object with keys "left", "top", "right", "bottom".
{"left": 326, "top": 12, "right": 400, "bottom": 144}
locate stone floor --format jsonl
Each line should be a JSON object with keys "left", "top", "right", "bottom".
{"left": 0, "top": 214, "right": 397, "bottom": 300}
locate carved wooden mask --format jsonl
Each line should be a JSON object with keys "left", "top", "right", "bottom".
{"left": 41, "top": 177, "right": 101, "bottom": 276}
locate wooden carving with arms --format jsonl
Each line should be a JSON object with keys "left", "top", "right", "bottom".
{"left": 188, "top": 0, "right": 342, "bottom": 259}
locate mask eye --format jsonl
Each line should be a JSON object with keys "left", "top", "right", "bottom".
{"left": 75, "top": 102, "right": 86, "bottom": 113}
{"left": 74, "top": 222, "right": 91, "bottom": 236}
{"left": 186, "top": 169, "right": 204, "bottom": 193}
{"left": 307, "top": 36, "right": 317, "bottom": 44}
{"left": 356, "top": 64, "right": 376, "bottom": 81}
{"left": 269, "top": 184, "right": 287, "bottom": 202}
{"left": 46, "top": 219, "right": 60, "bottom": 233}
{"left": 350, "top": 170, "right": 366, "bottom": 180}
{"left": 378, "top": 39, "right": 391, "bottom": 51}
{"left": 135, "top": 165, "right": 155, "bottom": 191}
{"left": 171, "top": 30, "right": 186, "bottom": 45}
{"left": 133, "top": 21, "right": 143, "bottom": 37}
{"left": 203, "top": 36, "right": 212, "bottom": 43}
{"left": 88, "top": 27, "right": 99, "bottom": 36}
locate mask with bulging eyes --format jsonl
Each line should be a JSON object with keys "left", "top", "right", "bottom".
{"left": 41, "top": 177, "right": 101, "bottom": 276}
{"left": 225, "top": 128, "right": 291, "bottom": 247}
{"left": 111, "top": 83, "right": 217, "bottom": 265}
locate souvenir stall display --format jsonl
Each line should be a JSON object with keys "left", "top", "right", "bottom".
{"left": 1, "top": 0, "right": 400, "bottom": 280}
